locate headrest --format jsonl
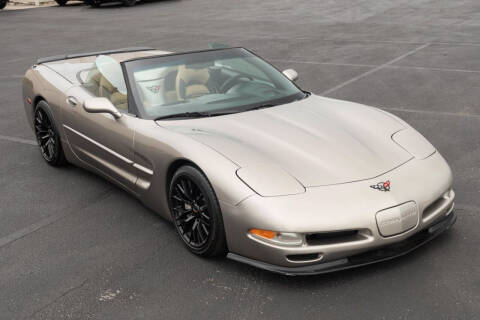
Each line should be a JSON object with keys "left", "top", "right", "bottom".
{"left": 177, "top": 65, "right": 209, "bottom": 85}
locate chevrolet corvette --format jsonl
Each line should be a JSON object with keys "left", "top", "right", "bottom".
{"left": 22, "top": 47, "right": 456, "bottom": 275}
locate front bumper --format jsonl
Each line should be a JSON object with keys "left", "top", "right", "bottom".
{"left": 228, "top": 210, "right": 456, "bottom": 275}
{"left": 221, "top": 151, "right": 455, "bottom": 270}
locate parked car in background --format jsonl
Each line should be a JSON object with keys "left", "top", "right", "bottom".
{"left": 86, "top": 0, "right": 136, "bottom": 7}
{"left": 53, "top": 0, "right": 136, "bottom": 7}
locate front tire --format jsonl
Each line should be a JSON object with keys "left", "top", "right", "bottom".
{"left": 34, "top": 101, "right": 67, "bottom": 167}
{"left": 55, "top": 0, "right": 68, "bottom": 5}
{"left": 169, "top": 165, "right": 227, "bottom": 257}
{"left": 0, "top": 0, "right": 7, "bottom": 9}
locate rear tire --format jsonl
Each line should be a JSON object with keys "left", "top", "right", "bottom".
{"left": 34, "top": 101, "right": 67, "bottom": 167}
{"left": 168, "top": 165, "right": 227, "bottom": 257}
{"left": 122, "top": 0, "right": 135, "bottom": 6}
{"left": 55, "top": 0, "right": 67, "bottom": 5}
{"left": 0, "top": 0, "right": 7, "bottom": 9}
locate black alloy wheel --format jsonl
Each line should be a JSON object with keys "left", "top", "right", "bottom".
{"left": 34, "top": 101, "right": 67, "bottom": 166}
{"left": 169, "top": 165, "right": 227, "bottom": 257}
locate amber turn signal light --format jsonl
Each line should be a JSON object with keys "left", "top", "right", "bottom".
{"left": 250, "top": 229, "right": 275, "bottom": 239}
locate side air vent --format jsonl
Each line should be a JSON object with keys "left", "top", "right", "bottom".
{"left": 422, "top": 189, "right": 455, "bottom": 223}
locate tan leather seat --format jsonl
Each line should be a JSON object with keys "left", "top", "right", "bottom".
{"left": 110, "top": 92, "right": 128, "bottom": 111}
{"left": 99, "top": 75, "right": 114, "bottom": 98}
{"left": 99, "top": 75, "right": 128, "bottom": 111}
{"left": 85, "top": 64, "right": 128, "bottom": 111}
{"left": 86, "top": 70, "right": 101, "bottom": 94}
{"left": 175, "top": 65, "right": 211, "bottom": 100}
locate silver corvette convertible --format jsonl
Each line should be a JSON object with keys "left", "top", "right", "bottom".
{"left": 22, "top": 47, "right": 456, "bottom": 275}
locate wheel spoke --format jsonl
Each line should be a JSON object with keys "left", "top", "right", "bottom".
{"left": 199, "top": 216, "right": 210, "bottom": 226}
{"left": 190, "top": 224, "right": 197, "bottom": 244}
{"left": 47, "top": 142, "right": 54, "bottom": 157}
{"left": 174, "top": 211, "right": 191, "bottom": 223}
{"left": 186, "top": 179, "right": 195, "bottom": 198}
{"left": 180, "top": 179, "right": 193, "bottom": 201}
{"left": 172, "top": 195, "right": 185, "bottom": 203}
{"left": 35, "top": 125, "right": 47, "bottom": 133}
{"left": 176, "top": 184, "right": 191, "bottom": 202}
{"left": 196, "top": 220, "right": 205, "bottom": 243}
{"left": 201, "top": 223, "right": 209, "bottom": 236}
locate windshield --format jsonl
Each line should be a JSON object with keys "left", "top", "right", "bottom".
{"left": 123, "top": 48, "right": 306, "bottom": 119}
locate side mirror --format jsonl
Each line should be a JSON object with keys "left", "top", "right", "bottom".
{"left": 282, "top": 69, "right": 298, "bottom": 82}
{"left": 84, "top": 97, "right": 122, "bottom": 119}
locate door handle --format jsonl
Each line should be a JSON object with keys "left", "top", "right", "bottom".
{"left": 67, "top": 96, "right": 78, "bottom": 106}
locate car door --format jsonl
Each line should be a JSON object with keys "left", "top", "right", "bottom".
{"left": 62, "top": 85, "right": 138, "bottom": 194}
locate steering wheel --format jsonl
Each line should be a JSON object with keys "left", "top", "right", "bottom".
{"left": 219, "top": 74, "right": 253, "bottom": 93}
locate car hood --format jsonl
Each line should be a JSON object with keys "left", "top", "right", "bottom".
{"left": 158, "top": 95, "right": 413, "bottom": 187}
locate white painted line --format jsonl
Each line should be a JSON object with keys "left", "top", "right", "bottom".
{"left": 270, "top": 59, "right": 376, "bottom": 68}
{"left": 0, "top": 75, "right": 24, "bottom": 79}
{"left": 381, "top": 107, "right": 480, "bottom": 120}
{"left": 258, "top": 37, "right": 480, "bottom": 47}
{"left": 321, "top": 43, "right": 431, "bottom": 96}
{"left": 271, "top": 58, "right": 480, "bottom": 75}
{"left": 0, "top": 189, "right": 113, "bottom": 249}
{"left": 0, "top": 134, "right": 37, "bottom": 145}
{"left": 0, "top": 212, "right": 67, "bottom": 249}
{"left": 384, "top": 65, "right": 480, "bottom": 74}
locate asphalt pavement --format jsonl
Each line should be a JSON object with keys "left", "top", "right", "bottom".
{"left": 0, "top": 0, "right": 479, "bottom": 319}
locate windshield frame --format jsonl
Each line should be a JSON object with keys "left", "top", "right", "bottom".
{"left": 121, "top": 47, "right": 306, "bottom": 120}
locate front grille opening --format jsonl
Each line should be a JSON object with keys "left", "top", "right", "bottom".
{"left": 306, "top": 230, "right": 362, "bottom": 246}
{"left": 286, "top": 253, "right": 320, "bottom": 262}
{"left": 423, "top": 196, "right": 448, "bottom": 220}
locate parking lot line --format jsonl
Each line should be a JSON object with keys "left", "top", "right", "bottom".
{"left": 0, "top": 188, "right": 113, "bottom": 250}
{"left": 271, "top": 59, "right": 480, "bottom": 74}
{"left": 321, "top": 43, "right": 431, "bottom": 96}
{"left": 0, "top": 134, "right": 37, "bottom": 145}
{"left": 381, "top": 107, "right": 480, "bottom": 120}
{"left": 270, "top": 59, "right": 378, "bottom": 68}
{"left": 0, "top": 211, "right": 68, "bottom": 249}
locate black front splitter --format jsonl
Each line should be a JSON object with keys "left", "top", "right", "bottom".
{"left": 227, "top": 211, "right": 456, "bottom": 276}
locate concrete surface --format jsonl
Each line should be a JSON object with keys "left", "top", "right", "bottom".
{"left": 0, "top": 0, "right": 479, "bottom": 319}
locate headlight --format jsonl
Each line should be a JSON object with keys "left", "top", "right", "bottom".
{"left": 392, "top": 128, "right": 436, "bottom": 159}
{"left": 249, "top": 229, "right": 303, "bottom": 247}
{"left": 236, "top": 164, "right": 305, "bottom": 197}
